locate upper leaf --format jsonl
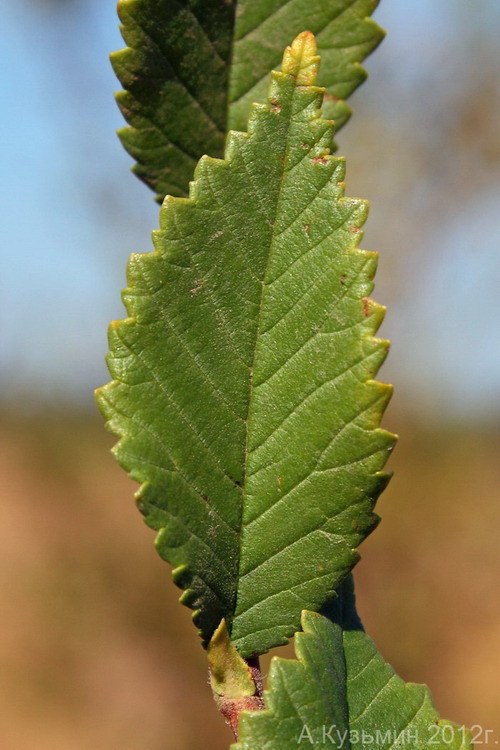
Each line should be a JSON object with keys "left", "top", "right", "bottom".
{"left": 111, "top": 0, "right": 234, "bottom": 201}
{"left": 97, "top": 32, "right": 395, "bottom": 657}
{"left": 235, "top": 581, "right": 473, "bottom": 749}
{"left": 230, "top": 0, "right": 384, "bottom": 132}
{"left": 111, "top": 0, "right": 384, "bottom": 201}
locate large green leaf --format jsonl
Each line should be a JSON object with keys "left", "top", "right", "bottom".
{"left": 235, "top": 581, "right": 473, "bottom": 749}
{"left": 97, "top": 32, "right": 395, "bottom": 657}
{"left": 111, "top": 0, "right": 384, "bottom": 201}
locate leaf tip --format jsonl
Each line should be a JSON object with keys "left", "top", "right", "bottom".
{"left": 117, "top": 0, "right": 137, "bottom": 11}
{"left": 282, "top": 31, "right": 320, "bottom": 86}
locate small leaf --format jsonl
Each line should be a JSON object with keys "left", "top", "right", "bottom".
{"left": 208, "top": 619, "right": 265, "bottom": 738}
{"left": 97, "top": 33, "right": 394, "bottom": 657}
{"left": 112, "top": 0, "right": 384, "bottom": 200}
{"left": 208, "top": 620, "right": 256, "bottom": 699}
{"left": 235, "top": 582, "right": 473, "bottom": 749}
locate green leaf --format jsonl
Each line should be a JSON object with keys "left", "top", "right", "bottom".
{"left": 236, "top": 612, "right": 350, "bottom": 749}
{"left": 234, "top": 582, "right": 473, "bottom": 749}
{"left": 111, "top": 0, "right": 234, "bottom": 201}
{"left": 208, "top": 619, "right": 265, "bottom": 736}
{"left": 111, "top": 0, "right": 384, "bottom": 201}
{"left": 207, "top": 619, "right": 256, "bottom": 700}
{"left": 97, "top": 32, "right": 395, "bottom": 657}
{"left": 230, "top": 0, "right": 385, "bottom": 133}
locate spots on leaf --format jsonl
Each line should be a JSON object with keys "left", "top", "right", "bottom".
{"left": 312, "top": 155, "right": 329, "bottom": 165}
{"left": 191, "top": 279, "right": 205, "bottom": 295}
{"left": 323, "top": 93, "right": 340, "bottom": 103}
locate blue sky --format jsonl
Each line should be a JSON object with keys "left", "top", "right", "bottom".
{"left": 2, "top": 0, "right": 500, "bottom": 421}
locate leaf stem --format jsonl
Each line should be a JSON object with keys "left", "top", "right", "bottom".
{"left": 215, "top": 655, "right": 265, "bottom": 739}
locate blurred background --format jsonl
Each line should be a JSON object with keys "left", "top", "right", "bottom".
{"left": 1, "top": 0, "right": 499, "bottom": 747}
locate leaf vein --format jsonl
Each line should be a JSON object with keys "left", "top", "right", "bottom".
{"left": 250, "top": 348, "right": 378, "bottom": 456}
{"left": 125, "top": 12, "right": 225, "bottom": 133}
{"left": 111, "top": 326, "right": 240, "bottom": 486}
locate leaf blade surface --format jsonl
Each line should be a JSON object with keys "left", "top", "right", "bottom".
{"left": 111, "top": 0, "right": 234, "bottom": 201}
{"left": 112, "top": 0, "right": 384, "bottom": 200}
{"left": 235, "top": 586, "right": 474, "bottom": 749}
{"left": 230, "top": 0, "right": 384, "bottom": 132}
{"left": 98, "top": 33, "right": 394, "bottom": 656}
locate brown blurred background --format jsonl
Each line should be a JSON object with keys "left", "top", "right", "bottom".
{"left": 1, "top": 1, "right": 499, "bottom": 748}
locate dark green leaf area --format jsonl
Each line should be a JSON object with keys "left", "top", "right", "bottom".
{"left": 98, "top": 57, "right": 394, "bottom": 655}
{"left": 111, "top": 0, "right": 383, "bottom": 201}
{"left": 112, "top": 0, "right": 235, "bottom": 201}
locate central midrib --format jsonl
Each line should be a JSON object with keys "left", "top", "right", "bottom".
{"left": 229, "top": 68, "right": 307, "bottom": 634}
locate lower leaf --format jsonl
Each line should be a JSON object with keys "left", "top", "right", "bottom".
{"left": 234, "top": 581, "right": 473, "bottom": 749}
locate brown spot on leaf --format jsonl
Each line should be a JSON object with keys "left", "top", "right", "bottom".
{"left": 270, "top": 98, "right": 281, "bottom": 114}
{"left": 304, "top": 224, "right": 310, "bottom": 234}
{"left": 190, "top": 279, "right": 205, "bottom": 295}
{"left": 340, "top": 274, "right": 347, "bottom": 285}
{"left": 312, "top": 156, "right": 329, "bottom": 165}
{"left": 323, "top": 93, "right": 340, "bottom": 103}
{"left": 362, "top": 297, "right": 370, "bottom": 317}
